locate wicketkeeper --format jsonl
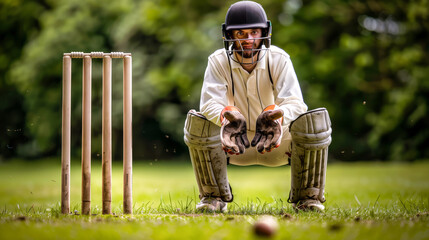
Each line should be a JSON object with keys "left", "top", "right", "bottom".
{"left": 184, "top": 1, "right": 332, "bottom": 212}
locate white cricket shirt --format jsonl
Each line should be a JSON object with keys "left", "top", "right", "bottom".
{"left": 200, "top": 45, "right": 308, "bottom": 132}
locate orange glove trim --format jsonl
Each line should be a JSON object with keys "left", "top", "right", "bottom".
{"left": 263, "top": 105, "right": 283, "bottom": 124}
{"left": 220, "top": 106, "right": 241, "bottom": 123}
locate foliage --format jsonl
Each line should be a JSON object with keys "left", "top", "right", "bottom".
{"left": 272, "top": 0, "right": 429, "bottom": 161}
{"left": 0, "top": 0, "right": 428, "bottom": 161}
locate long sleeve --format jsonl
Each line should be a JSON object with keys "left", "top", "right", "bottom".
{"left": 200, "top": 57, "right": 229, "bottom": 127}
{"left": 271, "top": 52, "right": 308, "bottom": 126}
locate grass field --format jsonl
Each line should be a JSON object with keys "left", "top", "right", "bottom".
{"left": 0, "top": 159, "right": 428, "bottom": 240}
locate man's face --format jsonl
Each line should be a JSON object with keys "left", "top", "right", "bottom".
{"left": 231, "top": 28, "right": 263, "bottom": 58}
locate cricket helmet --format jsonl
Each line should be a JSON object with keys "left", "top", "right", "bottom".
{"left": 222, "top": 1, "right": 272, "bottom": 63}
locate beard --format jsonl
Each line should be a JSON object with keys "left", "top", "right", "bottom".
{"left": 241, "top": 49, "right": 258, "bottom": 58}
{"left": 234, "top": 41, "right": 262, "bottom": 58}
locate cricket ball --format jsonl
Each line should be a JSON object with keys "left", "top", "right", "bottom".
{"left": 253, "top": 215, "right": 279, "bottom": 237}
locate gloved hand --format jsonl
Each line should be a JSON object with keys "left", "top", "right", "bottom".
{"left": 220, "top": 106, "right": 250, "bottom": 155}
{"left": 251, "top": 105, "right": 284, "bottom": 154}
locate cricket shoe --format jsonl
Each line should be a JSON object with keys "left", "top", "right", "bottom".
{"left": 196, "top": 197, "right": 227, "bottom": 213}
{"left": 293, "top": 199, "right": 325, "bottom": 212}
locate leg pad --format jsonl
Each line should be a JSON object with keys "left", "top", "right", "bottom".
{"left": 184, "top": 110, "right": 233, "bottom": 202}
{"left": 289, "top": 108, "right": 332, "bottom": 204}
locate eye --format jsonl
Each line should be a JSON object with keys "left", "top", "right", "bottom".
{"left": 251, "top": 30, "right": 260, "bottom": 36}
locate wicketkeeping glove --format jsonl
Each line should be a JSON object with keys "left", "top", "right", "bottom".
{"left": 220, "top": 106, "right": 250, "bottom": 155}
{"left": 251, "top": 105, "right": 284, "bottom": 154}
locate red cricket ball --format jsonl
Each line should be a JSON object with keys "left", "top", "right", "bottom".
{"left": 253, "top": 215, "right": 279, "bottom": 237}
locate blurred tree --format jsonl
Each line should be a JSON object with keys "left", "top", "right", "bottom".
{"left": 1, "top": 0, "right": 428, "bottom": 161}
{"left": 0, "top": 0, "right": 51, "bottom": 159}
{"left": 275, "top": 0, "right": 429, "bottom": 161}
{"left": 5, "top": 0, "right": 228, "bottom": 160}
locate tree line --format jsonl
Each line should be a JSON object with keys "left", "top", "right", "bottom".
{"left": 1, "top": 0, "right": 428, "bottom": 161}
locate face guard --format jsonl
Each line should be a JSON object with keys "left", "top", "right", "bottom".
{"left": 222, "top": 1, "right": 272, "bottom": 64}
{"left": 222, "top": 32, "right": 271, "bottom": 65}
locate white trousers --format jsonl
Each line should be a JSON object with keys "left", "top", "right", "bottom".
{"left": 228, "top": 130, "right": 292, "bottom": 167}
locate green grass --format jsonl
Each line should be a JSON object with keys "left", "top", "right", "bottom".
{"left": 0, "top": 159, "right": 428, "bottom": 239}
